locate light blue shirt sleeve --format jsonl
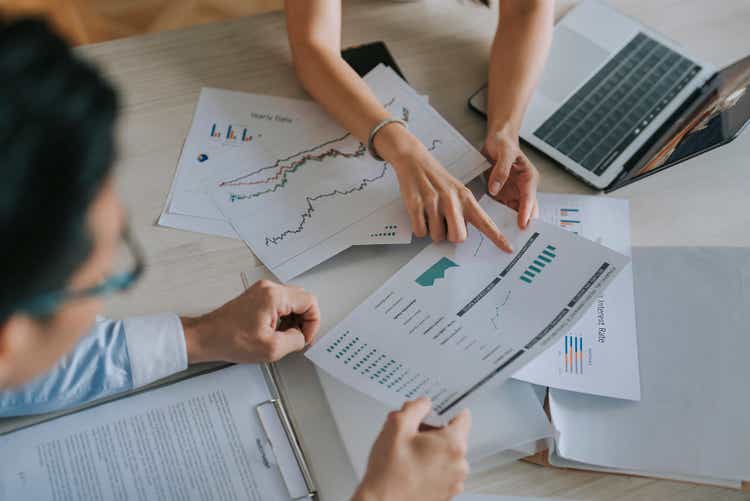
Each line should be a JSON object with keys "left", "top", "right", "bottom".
{"left": 0, "top": 314, "right": 188, "bottom": 417}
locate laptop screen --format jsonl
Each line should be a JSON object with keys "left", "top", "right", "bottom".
{"left": 611, "top": 53, "right": 750, "bottom": 190}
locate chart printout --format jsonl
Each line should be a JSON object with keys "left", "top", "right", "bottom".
{"left": 306, "top": 198, "right": 630, "bottom": 425}
{"left": 513, "top": 194, "right": 641, "bottom": 400}
{"left": 206, "top": 65, "right": 488, "bottom": 281}
{"left": 160, "top": 84, "right": 420, "bottom": 246}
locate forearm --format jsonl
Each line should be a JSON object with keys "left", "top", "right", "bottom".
{"left": 487, "top": 0, "right": 554, "bottom": 136}
{"left": 292, "top": 44, "right": 391, "bottom": 142}
{"left": 286, "top": 0, "right": 421, "bottom": 166}
{"left": 0, "top": 315, "right": 187, "bottom": 417}
{"left": 0, "top": 319, "right": 132, "bottom": 417}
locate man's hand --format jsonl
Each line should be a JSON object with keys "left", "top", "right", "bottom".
{"left": 482, "top": 126, "right": 540, "bottom": 229}
{"left": 352, "top": 398, "right": 471, "bottom": 501}
{"left": 182, "top": 280, "right": 320, "bottom": 364}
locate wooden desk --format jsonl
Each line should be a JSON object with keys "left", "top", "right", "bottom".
{"left": 79, "top": 0, "right": 750, "bottom": 499}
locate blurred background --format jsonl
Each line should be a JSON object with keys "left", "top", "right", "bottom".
{"left": 0, "top": 0, "right": 284, "bottom": 45}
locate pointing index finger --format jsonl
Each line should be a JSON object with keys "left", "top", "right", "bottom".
{"left": 465, "top": 201, "right": 513, "bottom": 253}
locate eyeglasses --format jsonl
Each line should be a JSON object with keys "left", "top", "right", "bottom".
{"left": 17, "top": 226, "right": 145, "bottom": 318}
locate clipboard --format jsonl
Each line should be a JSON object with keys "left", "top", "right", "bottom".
{"left": 0, "top": 362, "right": 319, "bottom": 500}
{"left": 241, "top": 273, "right": 319, "bottom": 500}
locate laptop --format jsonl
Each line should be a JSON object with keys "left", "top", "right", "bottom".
{"left": 469, "top": 0, "right": 750, "bottom": 192}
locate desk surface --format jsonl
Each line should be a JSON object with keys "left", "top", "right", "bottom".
{"left": 82, "top": 0, "right": 750, "bottom": 499}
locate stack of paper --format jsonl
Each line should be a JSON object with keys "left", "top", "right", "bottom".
{"left": 546, "top": 247, "right": 750, "bottom": 488}
{"left": 306, "top": 198, "right": 629, "bottom": 425}
{"left": 160, "top": 65, "right": 489, "bottom": 281}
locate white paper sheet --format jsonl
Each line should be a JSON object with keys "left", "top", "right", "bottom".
{"left": 157, "top": 92, "right": 431, "bottom": 247}
{"left": 513, "top": 194, "right": 640, "bottom": 400}
{"left": 0, "top": 366, "right": 310, "bottom": 500}
{"left": 159, "top": 185, "right": 412, "bottom": 246}
{"left": 318, "top": 370, "right": 552, "bottom": 479}
{"left": 242, "top": 232, "right": 553, "bottom": 481}
{"left": 207, "top": 65, "right": 488, "bottom": 281}
{"left": 157, "top": 93, "right": 429, "bottom": 245}
{"left": 158, "top": 85, "right": 414, "bottom": 248}
{"left": 306, "top": 197, "right": 629, "bottom": 425}
{"left": 547, "top": 452, "right": 743, "bottom": 489}
{"left": 549, "top": 247, "right": 750, "bottom": 483}
{"left": 457, "top": 495, "right": 577, "bottom": 501}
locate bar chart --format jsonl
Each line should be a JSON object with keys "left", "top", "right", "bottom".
{"left": 209, "top": 123, "right": 254, "bottom": 144}
{"left": 520, "top": 245, "right": 557, "bottom": 284}
{"left": 559, "top": 207, "right": 582, "bottom": 234}
{"left": 562, "top": 335, "right": 586, "bottom": 375}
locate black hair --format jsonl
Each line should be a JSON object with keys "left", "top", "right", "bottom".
{"left": 0, "top": 18, "right": 118, "bottom": 321}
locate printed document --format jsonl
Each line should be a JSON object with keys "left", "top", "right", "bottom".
{"left": 306, "top": 198, "right": 629, "bottom": 424}
{"left": 0, "top": 366, "right": 309, "bottom": 500}
{"left": 514, "top": 194, "right": 640, "bottom": 400}
{"left": 206, "top": 65, "right": 487, "bottom": 281}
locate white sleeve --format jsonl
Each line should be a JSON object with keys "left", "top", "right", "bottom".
{"left": 122, "top": 314, "right": 188, "bottom": 388}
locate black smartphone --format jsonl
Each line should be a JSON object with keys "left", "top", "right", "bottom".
{"left": 341, "top": 41, "right": 407, "bottom": 82}
{"left": 468, "top": 84, "right": 488, "bottom": 118}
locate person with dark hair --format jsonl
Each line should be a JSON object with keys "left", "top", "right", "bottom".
{"left": 0, "top": 17, "right": 322, "bottom": 406}
{"left": 285, "top": 0, "right": 554, "bottom": 251}
{"left": 0, "top": 18, "right": 471, "bottom": 501}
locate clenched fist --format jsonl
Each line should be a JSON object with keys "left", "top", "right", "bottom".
{"left": 181, "top": 279, "right": 320, "bottom": 364}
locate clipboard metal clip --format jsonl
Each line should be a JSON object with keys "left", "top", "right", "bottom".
{"left": 256, "top": 364, "right": 318, "bottom": 501}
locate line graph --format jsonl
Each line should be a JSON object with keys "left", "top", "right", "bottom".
{"left": 473, "top": 234, "right": 486, "bottom": 257}
{"left": 219, "top": 97, "right": 399, "bottom": 204}
{"left": 194, "top": 65, "right": 489, "bottom": 280}
{"left": 264, "top": 139, "right": 442, "bottom": 246}
{"left": 264, "top": 164, "right": 389, "bottom": 245}
{"left": 219, "top": 132, "right": 356, "bottom": 187}
{"left": 489, "top": 290, "right": 512, "bottom": 331}
{"left": 226, "top": 139, "right": 367, "bottom": 202}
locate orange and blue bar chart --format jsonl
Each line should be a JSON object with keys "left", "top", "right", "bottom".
{"left": 563, "top": 335, "right": 584, "bottom": 374}
{"left": 210, "top": 123, "right": 253, "bottom": 143}
{"left": 559, "top": 208, "right": 582, "bottom": 234}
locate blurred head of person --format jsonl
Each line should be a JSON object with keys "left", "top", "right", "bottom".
{"left": 0, "top": 18, "right": 126, "bottom": 389}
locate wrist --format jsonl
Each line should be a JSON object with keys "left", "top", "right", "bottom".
{"left": 351, "top": 483, "right": 383, "bottom": 501}
{"left": 181, "top": 315, "right": 211, "bottom": 364}
{"left": 371, "top": 121, "right": 422, "bottom": 170}
{"left": 486, "top": 121, "right": 520, "bottom": 146}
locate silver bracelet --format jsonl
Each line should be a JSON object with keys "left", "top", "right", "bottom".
{"left": 367, "top": 118, "right": 408, "bottom": 161}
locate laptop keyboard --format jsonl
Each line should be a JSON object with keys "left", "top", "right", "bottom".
{"left": 534, "top": 32, "right": 702, "bottom": 175}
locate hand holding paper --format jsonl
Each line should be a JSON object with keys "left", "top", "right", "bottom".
{"left": 352, "top": 398, "right": 471, "bottom": 501}
{"left": 306, "top": 198, "right": 629, "bottom": 425}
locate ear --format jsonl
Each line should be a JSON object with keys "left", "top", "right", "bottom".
{"left": 0, "top": 314, "right": 40, "bottom": 390}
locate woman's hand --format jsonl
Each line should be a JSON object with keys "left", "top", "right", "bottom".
{"left": 375, "top": 123, "right": 513, "bottom": 252}
{"left": 482, "top": 126, "right": 540, "bottom": 229}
